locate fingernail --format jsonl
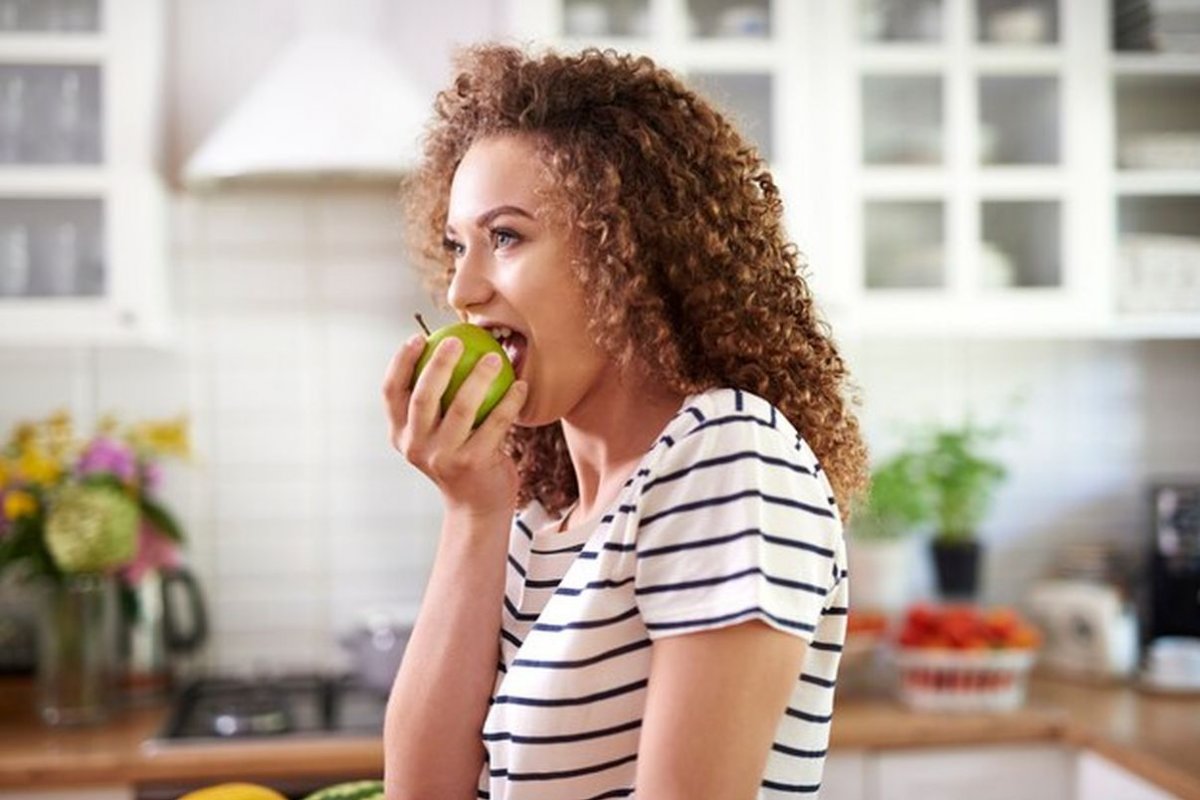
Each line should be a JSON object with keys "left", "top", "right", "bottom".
{"left": 442, "top": 337, "right": 463, "bottom": 355}
{"left": 481, "top": 352, "right": 501, "bottom": 369}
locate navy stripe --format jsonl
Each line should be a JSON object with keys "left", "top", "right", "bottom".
{"left": 508, "top": 555, "right": 526, "bottom": 578}
{"left": 761, "top": 778, "right": 821, "bottom": 793}
{"left": 785, "top": 707, "right": 832, "bottom": 724}
{"left": 504, "top": 595, "right": 538, "bottom": 623}
{"left": 530, "top": 541, "right": 588, "bottom": 555}
{"left": 532, "top": 605, "right": 639, "bottom": 632}
{"left": 824, "top": 605, "right": 848, "bottom": 616}
{"left": 685, "top": 405, "right": 706, "bottom": 424}
{"left": 482, "top": 717, "right": 642, "bottom": 745}
{"left": 477, "top": 790, "right": 489, "bottom": 799}
{"left": 524, "top": 577, "right": 563, "bottom": 589}
{"left": 639, "top": 489, "right": 836, "bottom": 529}
{"left": 490, "top": 751, "right": 639, "bottom": 782}
{"left": 600, "top": 504, "right": 637, "bottom": 525}
{"left": 810, "top": 640, "right": 843, "bottom": 652}
{"left": 688, "top": 412, "right": 782, "bottom": 438}
{"left": 658, "top": 434, "right": 675, "bottom": 447}
{"left": 638, "top": 527, "right": 835, "bottom": 560}
{"left": 580, "top": 788, "right": 635, "bottom": 800}
{"left": 800, "top": 672, "right": 836, "bottom": 689}
{"left": 515, "top": 517, "right": 533, "bottom": 540}
{"left": 770, "top": 404, "right": 777, "bottom": 428}
{"left": 644, "top": 605, "right": 815, "bottom": 634}
{"left": 634, "top": 566, "right": 826, "bottom": 597}
{"left": 735, "top": 388, "right": 744, "bottom": 410}
{"left": 641, "top": 450, "right": 815, "bottom": 494}
{"left": 555, "top": 575, "right": 636, "bottom": 597}
{"left": 772, "top": 742, "right": 828, "bottom": 758}
{"left": 492, "top": 678, "right": 648, "bottom": 708}
{"left": 501, "top": 628, "right": 523, "bottom": 649}
{"left": 512, "top": 638, "right": 651, "bottom": 669}
{"left": 602, "top": 541, "right": 637, "bottom": 552}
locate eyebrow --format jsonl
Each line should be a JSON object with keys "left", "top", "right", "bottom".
{"left": 445, "top": 204, "right": 535, "bottom": 235}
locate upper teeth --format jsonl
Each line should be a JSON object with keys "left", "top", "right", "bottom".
{"left": 487, "top": 326, "right": 513, "bottom": 340}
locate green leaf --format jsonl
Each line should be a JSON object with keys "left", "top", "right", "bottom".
{"left": 140, "top": 496, "right": 185, "bottom": 544}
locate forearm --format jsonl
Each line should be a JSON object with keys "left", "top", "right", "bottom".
{"left": 384, "top": 510, "right": 509, "bottom": 800}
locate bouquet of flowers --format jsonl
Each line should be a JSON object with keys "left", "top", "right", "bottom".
{"left": 0, "top": 410, "right": 191, "bottom": 616}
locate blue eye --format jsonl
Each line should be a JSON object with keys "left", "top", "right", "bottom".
{"left": 492, "top": 228, "right": 519, "bottom": 248}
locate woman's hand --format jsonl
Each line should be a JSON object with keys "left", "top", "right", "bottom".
{"left": 383, "top": 333, "right": 528, "bottom": 518}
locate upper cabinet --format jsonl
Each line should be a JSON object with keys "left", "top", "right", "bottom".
{"left": 510, "top": 0, "right": 1200, "bottom": 339}
{"left": 0, "top": 0, "right": 170, "bottom": 347}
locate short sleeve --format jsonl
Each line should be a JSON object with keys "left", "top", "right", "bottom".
{"left": 633, "top": 398, "right": 844, "bottom": 643}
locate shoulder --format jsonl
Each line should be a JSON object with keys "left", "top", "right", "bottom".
{"left": 640, "top": 387, "right": 839, "bottom": 523}
{"left": 656, "top": 387, "right": 821, "bottom": 473}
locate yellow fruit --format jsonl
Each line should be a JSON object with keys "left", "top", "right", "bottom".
{"left": 177, "top": 783, "right": 288, "bottom": 800}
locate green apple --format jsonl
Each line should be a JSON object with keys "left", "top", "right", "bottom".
{"left": 412, "top": 320, "right": 515, "bottom": 427}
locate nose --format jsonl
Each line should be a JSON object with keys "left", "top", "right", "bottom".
{"left": 446, "top": 246, "right": 493, "bottom": 315}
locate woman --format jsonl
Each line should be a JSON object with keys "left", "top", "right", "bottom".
{"left": 382, "top": 44, "right": 869, "bottom": 800}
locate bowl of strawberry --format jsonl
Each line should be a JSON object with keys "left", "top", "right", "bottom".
{"left": 892, "top": 604, "right": 1042, "bottom": 712}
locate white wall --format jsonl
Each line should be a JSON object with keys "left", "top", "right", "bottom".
{"left": 0, "top": 0, "right": 1198, "bottom": 670}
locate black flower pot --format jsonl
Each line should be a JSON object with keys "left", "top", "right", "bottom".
{"left": 931, "top": 539, "right": 982, "bottom": 599}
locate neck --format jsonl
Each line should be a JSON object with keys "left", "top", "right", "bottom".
{"left": 560, "top": 371, "right": 687, "bottom": 525}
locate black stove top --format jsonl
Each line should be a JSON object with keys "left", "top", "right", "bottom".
{"left": 151, "top": 673, "right": 387, "bottom": 743}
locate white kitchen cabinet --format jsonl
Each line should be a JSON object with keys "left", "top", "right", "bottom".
{"left": 1077, "top": 751, "right": 1176, "bottom": 800}
{"left": 822, "top": 749, "right": 868, "bottom": 800}
{"left": 865, "top": 743, "right": 1075, "bottom": 800}
{"left": 0, "top": 0, "right": 170, "bottom": 346}
{"left": 509, "top": 0, "right": 1200, "bottom": 339}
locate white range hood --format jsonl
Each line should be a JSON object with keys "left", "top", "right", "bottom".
{"left": 184, "top": 30, "right": 427, "bottom": 186}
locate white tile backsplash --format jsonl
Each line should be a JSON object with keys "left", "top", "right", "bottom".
{"left": 2, "top": 187, "right": 1198, "bottom": 670}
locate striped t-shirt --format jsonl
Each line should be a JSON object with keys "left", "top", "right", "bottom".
{"left": 479, "top": 387, "right": 849, "bottom": 799}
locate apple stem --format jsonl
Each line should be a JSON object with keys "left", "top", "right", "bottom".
{"left": 414, "top": 313, "right": 432, "bottom": 336}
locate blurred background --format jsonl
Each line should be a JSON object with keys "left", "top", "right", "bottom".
{"left": 0, "top": 1, "right": 1198, "bottom": 798}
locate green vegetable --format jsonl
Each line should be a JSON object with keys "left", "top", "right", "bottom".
{"left": 300, "top": 780, "right": 384, "bottom": 800}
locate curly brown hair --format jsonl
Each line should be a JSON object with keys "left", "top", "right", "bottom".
{"left": 402, "top": 43, "right": 869, "bottom": 520}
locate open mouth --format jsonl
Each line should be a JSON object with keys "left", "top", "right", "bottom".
{"left": 483, "top": 325, "right": 528, "bottom": 377}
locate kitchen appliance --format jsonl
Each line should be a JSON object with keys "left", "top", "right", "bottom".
{"left": 338, "top": 609, "right": 412, "bottom": 694}
{"left": 1146, "top": 483, "right": 1200, "bottom": 641}
{"left": 1027, "top": 579, "right": 1140, "bottom": 680}
{"left": 119, "top": 566, "right": 208, "bottom": 700}
{"left": 1141, "top": 636, "right": 1200, "bottom": 692}
{"left": 135, "top": 672, "right": 387, "bottom": 799}
{"left": 146, "top": 672, "right": 387, "bottom": 744}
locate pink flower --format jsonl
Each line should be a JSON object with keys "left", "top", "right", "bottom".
{"left": 120, "top": 521, "right": 181, "bottom": 586}
{"left": 77, "top": 437, "right": 138, "bottom": 484}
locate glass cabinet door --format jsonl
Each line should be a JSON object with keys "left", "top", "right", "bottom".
{"left": 0, "top": 0, "right": 107, "bottom": 305}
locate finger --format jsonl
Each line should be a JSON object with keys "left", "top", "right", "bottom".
{"left": 440, "top": 351, "right": 506, "bottom": 448}
{"left": 409, "top": 336, "right": 463, "bottom": 432}
{"left": 382, "top": 334, "right": 426, "bottom": 437}
{"left": 462, "top": 379, "right": 528, "bottom": 459}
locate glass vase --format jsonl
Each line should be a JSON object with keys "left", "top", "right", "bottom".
{"left": 36, "top": 573, "right": 117, "bottom": 726}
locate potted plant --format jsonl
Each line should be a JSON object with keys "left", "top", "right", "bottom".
{"left": 0, "top": 410, "right": 192, "bottom": 724}
{"left": 911, "top": 420, "right": 1008, "bottom": 599}
{"left": 847, "top": 452, "right": 933, "bottom": 612}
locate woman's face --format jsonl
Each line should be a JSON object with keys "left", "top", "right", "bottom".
{"left": 444, "top": 134, "right": 610, "bottom": 427}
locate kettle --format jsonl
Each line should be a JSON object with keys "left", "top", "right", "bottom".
{"left": 119, "top": 566, "right": 208, "bottom": 699}
{"left": 338, "top": 608, "right": 413, "bottom": 695}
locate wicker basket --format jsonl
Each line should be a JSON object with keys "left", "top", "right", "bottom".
{"left": 892, "top": 647, "right": 1037, "bottom": 712}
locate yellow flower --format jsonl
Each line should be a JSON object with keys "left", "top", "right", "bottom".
{"left": 0, "top": 458, "right": 10, "bottom": 488}
{"left": 96, "top": 413, "right": 121, "bottom": 437}
{"left": 3, "top": 490, "right": 37, "bottom": 521}
{"left": 128, "top": 417, "right": 192, "bottom": 460}
{"left": 44, "top": 410, "right": 75, "bottom": 460}
{"left": 18, "top": 449, "right": 63, "bottom": 485}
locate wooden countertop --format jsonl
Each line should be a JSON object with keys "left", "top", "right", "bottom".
{"left": 1, "top": 675, "right": 1198, "bottom": 797}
